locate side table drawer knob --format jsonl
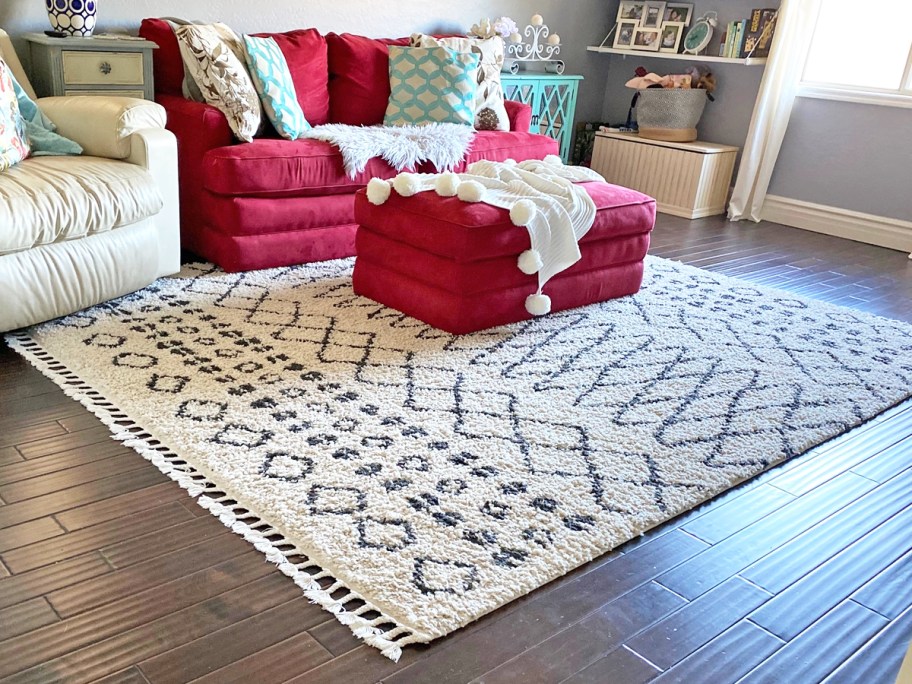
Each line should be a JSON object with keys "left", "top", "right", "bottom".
{"left": 99, "top": 61, "right": 112, "bottom": 75}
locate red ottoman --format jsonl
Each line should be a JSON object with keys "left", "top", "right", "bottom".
{"left": 352, "top": 181, "right": 656, "bottom": 334}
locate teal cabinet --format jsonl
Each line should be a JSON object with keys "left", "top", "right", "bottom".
{"left": 501, "top": 74, "right": 582, "bottom": 163}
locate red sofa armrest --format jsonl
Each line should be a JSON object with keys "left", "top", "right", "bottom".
{"left": 156, "top": 94, "right": 235, "bottom": 252}
{"left": 157, "top": 94, "right": 234, "bottom": 151}
{"left": 505, "top": 100, "right": 532, "bottom": 132}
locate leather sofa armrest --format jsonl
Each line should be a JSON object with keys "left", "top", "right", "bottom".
{"left": 127, "top": 127, "right": 181, "bottom": 278}
{"left": 505, "top": 100, "right": 532, "bottom": 132}
{"left": 37, "top": 96, "right": 166, "bottom": 160}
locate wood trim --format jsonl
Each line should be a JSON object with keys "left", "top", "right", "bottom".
{"left": 762, "top": 195, "right": 912, "bottom": 255}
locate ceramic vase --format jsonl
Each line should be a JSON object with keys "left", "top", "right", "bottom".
{"left": 46, "top": 0, "right": 97, "bottom": 37}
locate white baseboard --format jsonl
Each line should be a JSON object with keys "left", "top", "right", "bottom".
{"left": 762, "top": 195, "right": 912, "bottom": 254}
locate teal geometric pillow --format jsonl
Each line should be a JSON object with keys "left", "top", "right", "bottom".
{"left": 384, "top": 46, "right": 480, "bottom": 127}
{"left": 243, "top": 35, "right": 310, "bottom": 140}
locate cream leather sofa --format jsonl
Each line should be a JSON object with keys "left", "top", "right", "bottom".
{"left": 0, "top": 29, "right": 179, "bottom": 332}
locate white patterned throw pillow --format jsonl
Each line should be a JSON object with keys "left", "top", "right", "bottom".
{"left": 385, "top": 46, "right": 479, "bottom": 127}
{"left": 243, "top": 35, "right": 310, "bottom": 140}
{"left": 411, "top": 34, "right": 510, "bottom": 131}
{"left": 175, "top": 24, "right": 262, "bottom": 142}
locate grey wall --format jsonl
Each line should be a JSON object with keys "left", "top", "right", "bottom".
{"left": 0, "top": 0, "right": 613, "bottom": 120}
{"left": 768, "top": 97, "right": 912, "bottom": 222}
{"left": 599, "top": 0, "right": 777, "bottom": 150}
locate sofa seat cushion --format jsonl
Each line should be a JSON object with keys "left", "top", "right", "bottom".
{"left": 202, "top": 130, "right": 557, "bottom": 198}
{"left": 353, "top": 180, "right": 656, "bottom": 263}
{"left": 0, "top": 156, "right": 162, "bottom": 255}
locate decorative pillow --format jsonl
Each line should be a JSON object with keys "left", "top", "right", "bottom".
{"left": 411, "top": 34, "right": 510, "bottom": 131}
{"left": 243, "top": 35, "right": 310, "bottom": 140}
{"left": 9, "top": 70, "right": 81, "bottom": 156}
{"left": 166, "top": 20, "right": 249, "bottom": 104}
{"left": 327, "top": 33, "right": 411, "bottom": 126}
{"left": 251, "top": 29, "right": 330, "bottom": 126}
{"left": 174, "top": 24, "right": 262, "bottom": 142}
{"left": 0, "top": 59, "right": 30, "bottom": 172}
{"left": 384, "top": 46, "right": 479, "bottom": 127}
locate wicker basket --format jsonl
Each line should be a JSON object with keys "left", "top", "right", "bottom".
{"left": 635, "top": 89, "right": 708, "bottom": 142}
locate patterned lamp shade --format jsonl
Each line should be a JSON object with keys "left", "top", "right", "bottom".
{"left": 46, "top": 0, "right": 97, "bottom": 37}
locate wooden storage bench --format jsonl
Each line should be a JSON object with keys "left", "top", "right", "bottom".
{"left": 591, "top": 131, "right": 738, "bottom": 219}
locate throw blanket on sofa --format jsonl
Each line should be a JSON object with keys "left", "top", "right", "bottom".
{"left": 369, "top": 157, "right": 606, "bottom": 315}
{"left": 303, "top": 123, "right": 475, "bottom": 178}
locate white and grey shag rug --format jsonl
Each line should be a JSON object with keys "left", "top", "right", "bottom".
{"left": 7, "top": 256, "right": 912, "bottom": 660}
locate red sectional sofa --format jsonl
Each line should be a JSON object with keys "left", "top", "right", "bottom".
{"left": 139, "top": 19, "right": 559, "bottom": 272}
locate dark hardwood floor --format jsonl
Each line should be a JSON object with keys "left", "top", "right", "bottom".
{"left": 1, "top": 215, "right": 911, "bottom": 684}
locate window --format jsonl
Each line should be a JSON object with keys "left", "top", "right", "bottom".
{"left": 801, "top": 0, "right": 912, "bottom": 108}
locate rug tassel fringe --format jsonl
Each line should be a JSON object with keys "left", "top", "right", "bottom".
{"left": 2, "top": 332, "right": 421, "bottom": 662}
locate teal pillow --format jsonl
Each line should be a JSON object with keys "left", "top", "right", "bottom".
{"left": 7, "top": 67, "right": 81, "bottom": 157}
{"left": 243, "top": 35, "right": 310, "bottom": 140}
{"left": 384, "top": 46, "right": 479, "bottom": 127}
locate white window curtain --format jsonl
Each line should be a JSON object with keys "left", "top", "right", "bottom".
{"left": 728, "top": 0, "right": 823, "bottom": 222}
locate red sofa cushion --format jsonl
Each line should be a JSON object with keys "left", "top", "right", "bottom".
{"left": 252, "top": 29, "right": 330, "bottom": 126}
{"left": 139, "top": 18, "right": 185, "bottom": 96}
{"left": 202, "top": 131, "right": 557, "bottom": 197}
{"left": 140, "top": 21, "right": 330, "bottom": 125}
{"left": 353, "top": 181, "right": 657, "bottom": 262}
{"left": 326, "top": 33, "right": 410, "bottom": 126}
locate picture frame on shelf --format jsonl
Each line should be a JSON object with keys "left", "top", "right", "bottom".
{"left": 659, "top": 22, "right": 685, "bottom": 52}
{"left": 614, "top": 19, "right": 639, "bottom": 48}
{"left": 617, "top": 1, "right": 646, "bottom": 22}
{"left": 641, "top": 2, "right": 667, "bottom": 29}
{"left": 663, "top": 3, "right": 694, "bottom": 25}
{"left": 631, "top": 26, "right": 662, "bottom": 51}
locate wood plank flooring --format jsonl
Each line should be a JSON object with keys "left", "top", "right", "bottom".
{"left": 1, "top": 215, "right": 911, "bottom": 683}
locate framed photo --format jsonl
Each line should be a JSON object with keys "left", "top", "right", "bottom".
{"left": 614, "top": 19, "right": 639, "bottom": 48}
{"left": 659, "top": 22, "right": 685, "bottom": 52}
{"left": 663, "top": 3, "right": 694, "bottom": 25}
{"left": 641, "top": 2, "right": 667, "bottom": 29}
{"left": 631, "top": 26, "right": 662, "bottom": 51}
{"left": 617, "top": 1, "right": 645, "bottom": 22}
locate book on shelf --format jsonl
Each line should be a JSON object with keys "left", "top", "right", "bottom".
{"left": 723, "top": 22, "right": 734, "bottom": 58}
{"left": 718, "top": 27, "right": 728, "bottom": 57}
{"left": 733, "top": 20, "right": 747, "bottom": 58}
{"left": 743, "top": 8, "right": 778, "bottom": 58}
{"left": 721, "top": 20, "right": 746, "bottom": 59}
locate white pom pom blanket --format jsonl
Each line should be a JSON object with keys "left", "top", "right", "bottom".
{"left": 303, "top": 123, "right": 476, "bottom": 179}
{"left": 378, "top": 158, "right": 606, "bottom": 314}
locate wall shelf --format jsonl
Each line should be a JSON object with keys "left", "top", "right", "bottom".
{"left": 586, "top": 46, "right": 768, "bottom": 66}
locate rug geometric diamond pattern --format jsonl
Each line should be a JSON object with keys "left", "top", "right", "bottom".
{"left": 8, "top": 256, "right": 911, "bottom": 659}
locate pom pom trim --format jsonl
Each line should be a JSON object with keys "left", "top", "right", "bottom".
{"left": 366, "top": 178, "right": 392, "bottom": 206}
{"left": 525, "top": 293, "right": 552, "bottom": 316}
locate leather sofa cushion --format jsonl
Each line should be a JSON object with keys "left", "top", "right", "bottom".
{"left": 202, "top": 130, "right": 558, "bottom": 197}
{"left": 0, "top": 156, "right": 162, "bottom": 255}
{"left": 251, "top": 29, "right": 329, "bottom": 126}
{"left": 353, "top": 180, "right": 656, "bottom": 262}
{"left": 327, "top": 33, "right": 410, "bottom": 126}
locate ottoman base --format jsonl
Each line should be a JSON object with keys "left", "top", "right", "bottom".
{"left": 353, "top": 257, "right": 645, "bottom": 335}
{"left": 352, "top": 178, "right": 656, "bottom": 334}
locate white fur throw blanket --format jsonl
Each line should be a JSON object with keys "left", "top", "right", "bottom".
{"left": 366, "top": 156, "right": 606, "bottom": 316}
{"left": 303, "top": 123, "right": 475, "bottom": 179}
